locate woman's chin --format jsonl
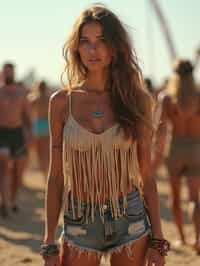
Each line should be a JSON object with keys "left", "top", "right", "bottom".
{"left": 87, "top": 65, "right": 109, "bottom": 74}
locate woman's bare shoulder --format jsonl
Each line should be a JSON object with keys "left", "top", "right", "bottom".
{"left": 50, "top": 89, "right": 68, "bottom": 105}
{"left": 49, "top": 89, "right": 70, "bottom": 118}
{"left": 50, "top": 86, "right": 82, "bottom": 101}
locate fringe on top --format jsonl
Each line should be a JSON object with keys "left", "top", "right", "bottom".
{"left": 62, "top": 93, "right": 143, "bottom": 223}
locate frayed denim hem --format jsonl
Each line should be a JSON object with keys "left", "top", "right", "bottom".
{"left": 59, "top": 228, "right": 151, "bottom": 266}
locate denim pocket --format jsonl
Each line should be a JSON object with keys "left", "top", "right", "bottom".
{"left": 125, "top": 195, "right": 145, "bottom": 218}
{"left": 64, "top": 205, "right": 86, "bottom": 225}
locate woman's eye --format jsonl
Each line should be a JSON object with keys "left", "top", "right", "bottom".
{"left": 79, "top": 38, "right": 106, "bottom": 48}
{"left": 98, "top": 38, "right": 106, "bottom": 43}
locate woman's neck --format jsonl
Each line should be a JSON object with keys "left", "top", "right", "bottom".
{"left": 85, "top": 70, "right": 108, "bottom": 92}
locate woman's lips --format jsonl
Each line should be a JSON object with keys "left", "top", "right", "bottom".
{"left": 88, "top": 58, "right": 101, "bottom": 62}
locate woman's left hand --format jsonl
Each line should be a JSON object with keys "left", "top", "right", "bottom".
{"left": 146, "top": 248, "right": 166, "bottom": 266}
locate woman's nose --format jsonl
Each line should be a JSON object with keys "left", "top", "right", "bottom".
{"left": 88, "top": 42, "right": 97, "bottom": 53}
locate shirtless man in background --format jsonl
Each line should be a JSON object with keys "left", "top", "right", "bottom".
{"left": 0, "top": 62, "right": 32, "bottom": 217}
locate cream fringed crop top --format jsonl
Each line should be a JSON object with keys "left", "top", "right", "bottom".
{"left": 62, "top": 93, "right": 142, "bottom": 223}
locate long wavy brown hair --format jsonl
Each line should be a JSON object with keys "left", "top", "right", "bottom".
{"left": 167, "top": 59, "right": 199, "bottom": 113}
{"left": 62, "top": 5, "right": 154, "bottom": 140}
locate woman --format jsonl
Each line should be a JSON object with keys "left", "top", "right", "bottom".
{"left": 30, "top": 81, "right": 50, "bottom": 177}
{"left": 41, "top": 5, "right": 169, "bottom": 266}
{"left": 164, "top": 59, "right": 200, "bottom": 253}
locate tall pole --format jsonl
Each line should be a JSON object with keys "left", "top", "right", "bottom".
{"left": 148, "top": 0, "right": 177, "bottom": 62}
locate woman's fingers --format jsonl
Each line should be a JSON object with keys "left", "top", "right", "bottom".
{"left": 147, "top": 248, "right": 165, "bottom": 266}
{"left": 43, "top": 255, "right": 60, "bottom": 266}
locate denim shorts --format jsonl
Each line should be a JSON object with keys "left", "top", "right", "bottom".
{"left": 61, "top": 190, "right": 151, "bottom": 255}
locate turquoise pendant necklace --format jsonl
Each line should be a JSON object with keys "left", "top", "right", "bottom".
{"left": 87, "top": 90, "right": 107, "bottom": 118}
{"left": 92, "top": 110, "right": 104, "bottom": 118}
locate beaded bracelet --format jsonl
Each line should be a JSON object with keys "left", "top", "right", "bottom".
{"left": 149, "top": 238, "right": 170, "bottom": 256}
{"left": 40, "top": 244, "right": 59, "bottom": 258}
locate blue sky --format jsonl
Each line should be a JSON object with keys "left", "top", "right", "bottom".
{"left": 0, "top": 0, "right": 199, "bottom": 86}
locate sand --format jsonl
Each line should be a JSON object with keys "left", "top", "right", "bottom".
{"left": 0, "top": 165, "right": 200, "bottom": 266}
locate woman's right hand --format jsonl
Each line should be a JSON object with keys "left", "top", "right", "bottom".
{"left": 43, "top": 254, "right": 60, "bottom": 266}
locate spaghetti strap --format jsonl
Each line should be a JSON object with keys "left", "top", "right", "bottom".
{"left": 68, "top": 92, "right": 72, "bottom": 115}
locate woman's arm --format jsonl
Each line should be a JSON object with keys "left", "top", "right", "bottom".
{"left": 137, "top": 92, "right": 164, "bottom": 238}
{"left": 138, "top": 135, "right": 163, "bottom": 238}
{"left": 44, "top": 90, "right": 67, "bottom": 244}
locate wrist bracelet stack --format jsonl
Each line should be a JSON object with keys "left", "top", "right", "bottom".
{"left": 40, "top": 244, "right": 60, "bottom": 258}
{"left": 149, "top": 238, "right": 170, "bottom": 256}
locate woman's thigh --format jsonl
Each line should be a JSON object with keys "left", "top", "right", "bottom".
{"left": 59, "top": 242, "right": 100, "bottom": 266}
{"left": 111, "top": 234, "right": 149, "bottom": 266}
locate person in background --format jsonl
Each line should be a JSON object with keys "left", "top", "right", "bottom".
{"left": 144, "top": 78, "right": 168, "bottom": 178}
{"left": 163, "top": 59, "right": 200, "bottom": 253}
{"left": 29, "top": 80, "right": 51, "bottom": 178}
{"left": 0, "top": 62, "right": 32, "bottom": 216}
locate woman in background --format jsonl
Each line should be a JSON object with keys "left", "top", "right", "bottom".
{"left": 164, "top": 59, "right": 200, "bottom": 253}
{"left": 30, "top": 81, "right": 51, "bottom": 178}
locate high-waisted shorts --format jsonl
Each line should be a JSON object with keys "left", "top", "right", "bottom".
{"left": 61, "top": 190, "right": 151, "bottom": 255}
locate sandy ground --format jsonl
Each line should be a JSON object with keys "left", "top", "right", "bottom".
{"left": 0, "top": 164, "right": 200, "bottom": 266}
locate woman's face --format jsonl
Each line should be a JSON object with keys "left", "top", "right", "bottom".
{"left": 78, "top": 22, "right": 112, "bottom": 73}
